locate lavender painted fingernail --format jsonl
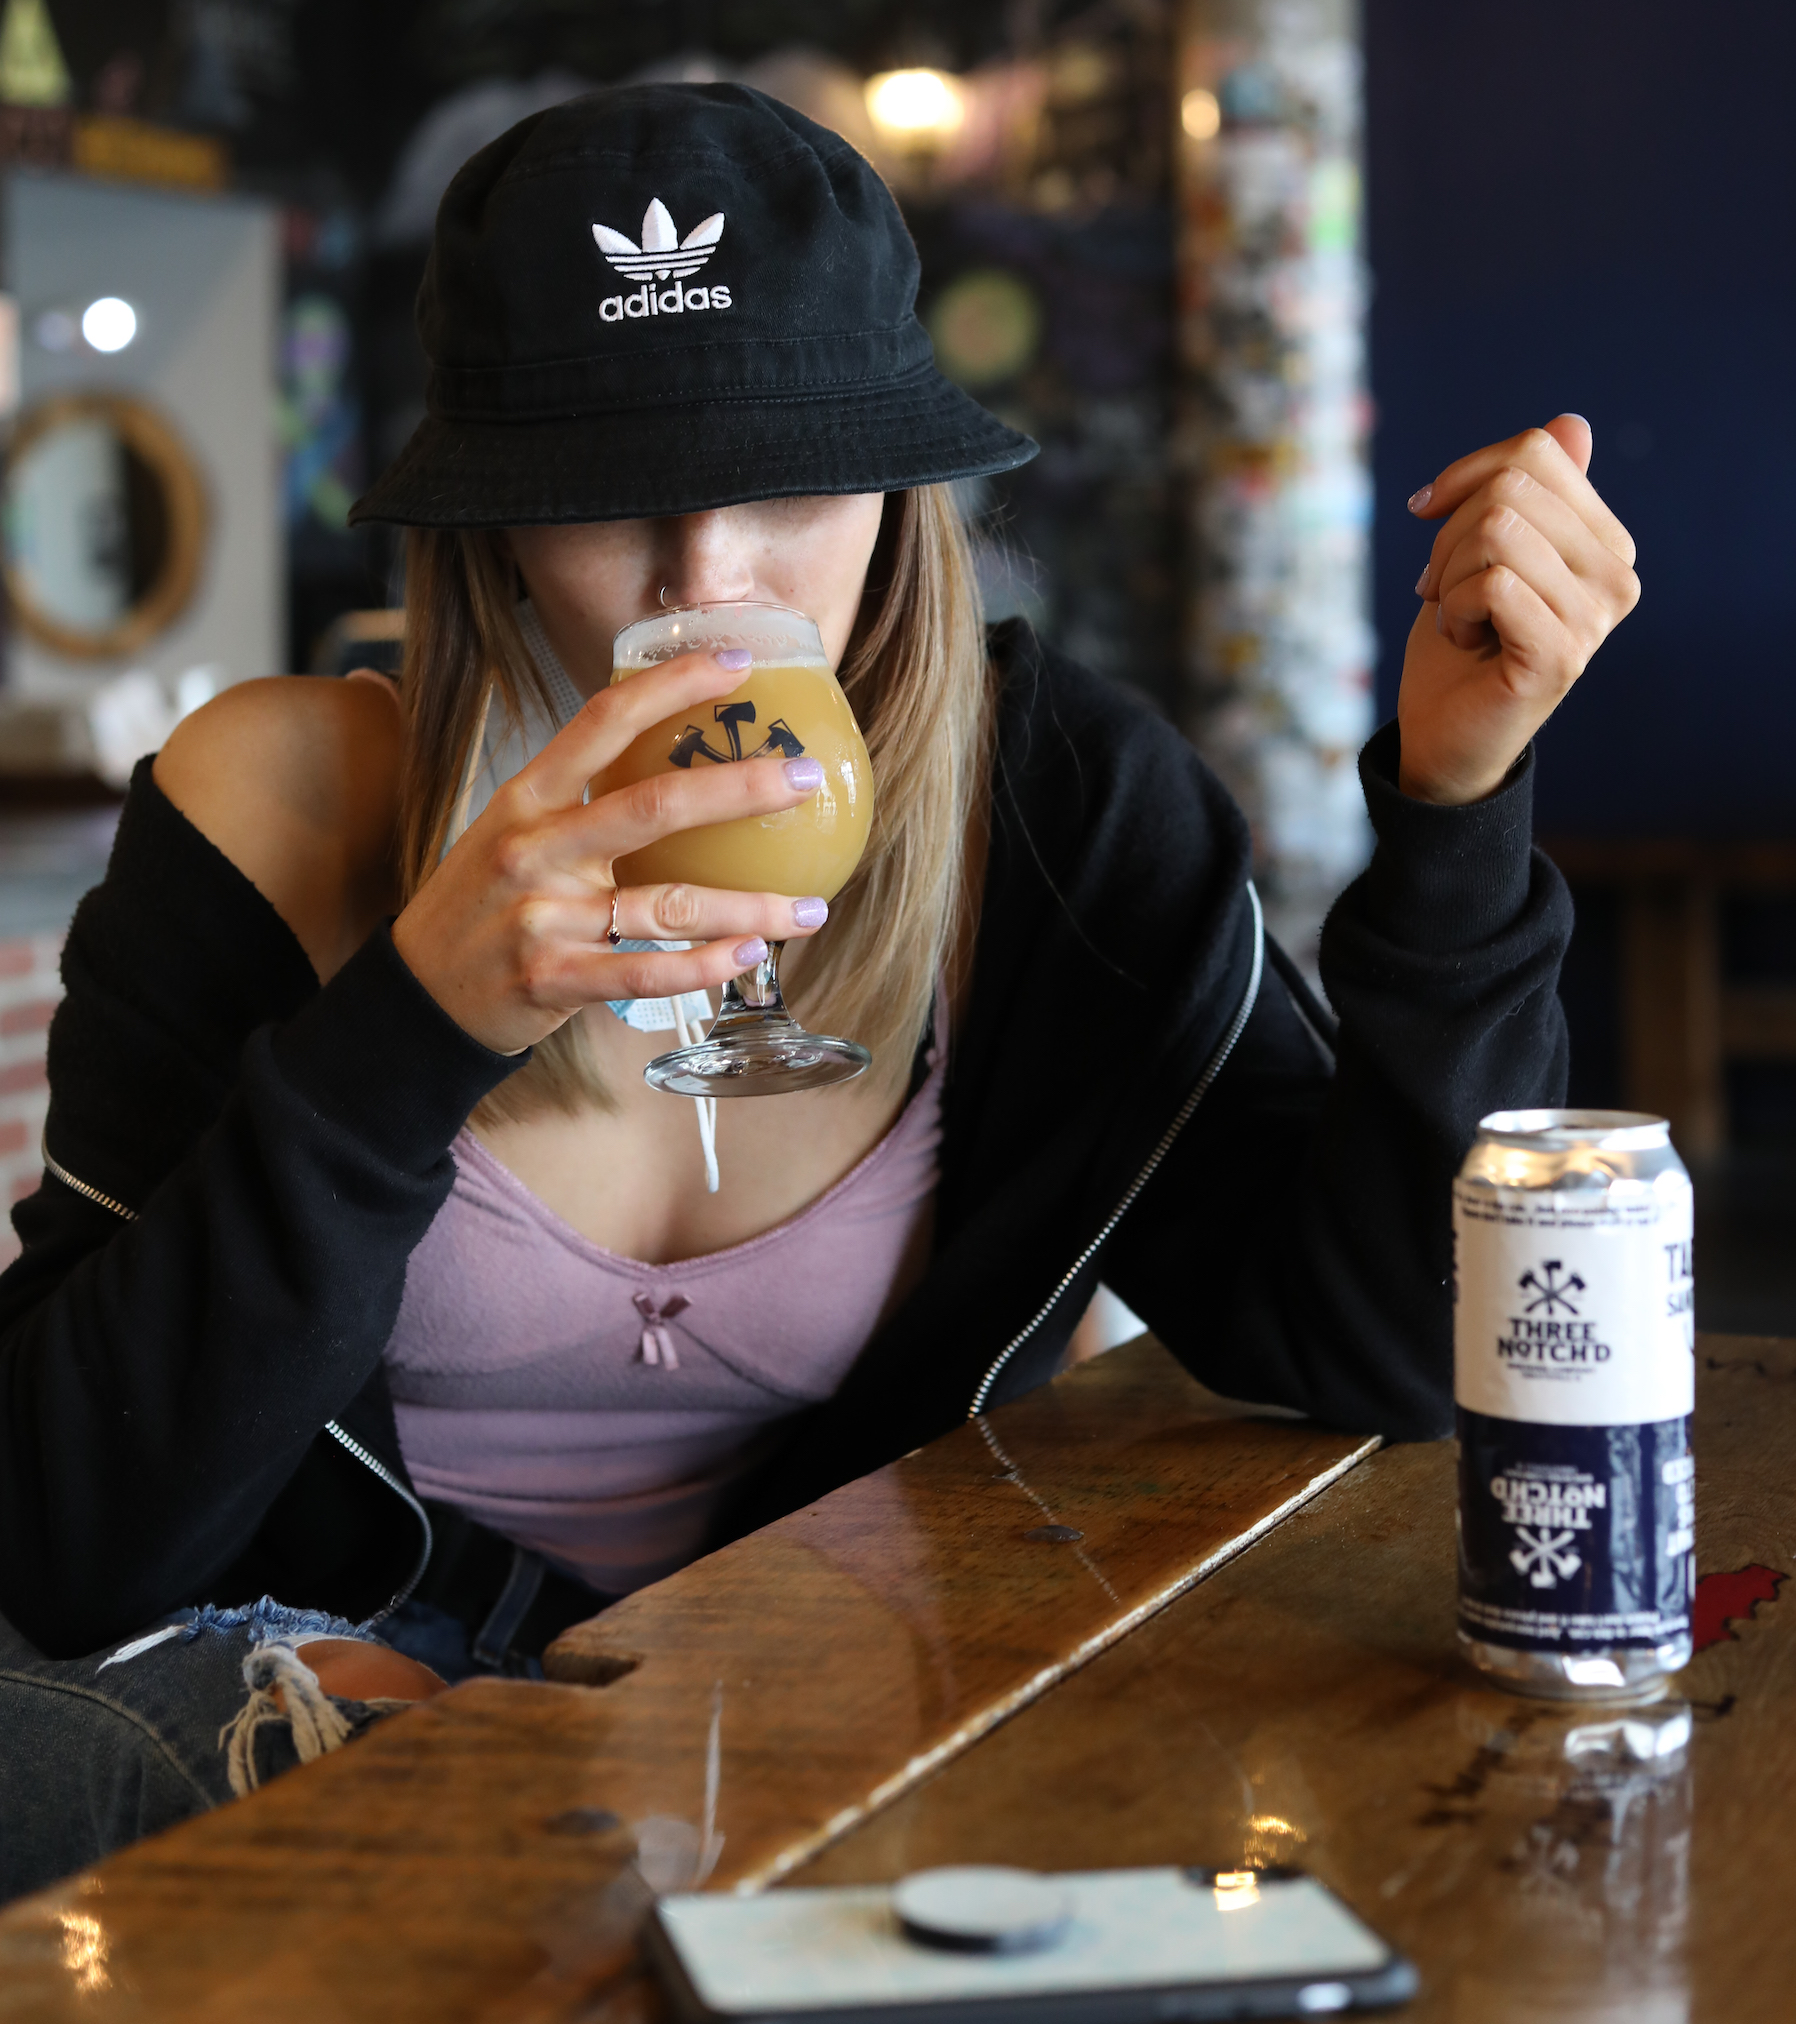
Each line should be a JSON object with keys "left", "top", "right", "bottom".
{"left": 793, "top": 897, "right": 829, "bottom": 929}
{"left": 1407, "top": 484, "right": 1433, "bottom": 514}
{"left": 783, "top": 757, "right": 824, "bottom": 791}
{"left": 1414, "top": 564, "right": 1430, "bottom": 596}
{"left": 716, "top": 647, "right": 753, "bottom": 671}
{"left": 732, "top": 937, "right": 769, "bottom": 968}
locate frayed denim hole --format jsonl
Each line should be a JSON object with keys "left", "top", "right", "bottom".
{"left": 182, "top": 1595, "right": 375, "bottom": 1649}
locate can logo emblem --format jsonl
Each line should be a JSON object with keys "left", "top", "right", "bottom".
{"left": 1488, "top": 1469, "right": 1604, "bottom": 1591}
{"left": 1519, "top": 1260, "right": 1586, "bottom": 1316}
{"left": 1510, "top": 1525, "right": 1582, "bottom": 1588}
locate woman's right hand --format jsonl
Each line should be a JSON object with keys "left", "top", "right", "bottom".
{"left": 391, "top": 647, "right": 829, "bottom": 1055}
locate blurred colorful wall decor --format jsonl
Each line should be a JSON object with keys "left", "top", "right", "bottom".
{"left": 281, "top": 291, "right": 359, "bottom": 535}
{"left": 1174, "top": 0, "right": 1373, "bottom": 971}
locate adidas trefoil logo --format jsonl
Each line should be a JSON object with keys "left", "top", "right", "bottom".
{"left": 593, "top": 199, "right": 733, "bottom": 324}
{"left": 594, "top": 199, "right": 724, "bottom": 279}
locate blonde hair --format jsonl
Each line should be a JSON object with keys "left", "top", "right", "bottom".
{"left": 397, "top": 486, "right": 991, "bottom": 1122}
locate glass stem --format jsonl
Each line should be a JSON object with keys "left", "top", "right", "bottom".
{"left": 712, "top": 941, "right": 789, "bottom": 1028}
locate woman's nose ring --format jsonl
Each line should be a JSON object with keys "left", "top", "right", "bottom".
{"left": 659, "top": 585, "right": 672, "bottom": 608}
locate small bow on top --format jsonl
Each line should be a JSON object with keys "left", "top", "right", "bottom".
{"left": 633, "top": 1291, "right": 691, "bottom": 1369}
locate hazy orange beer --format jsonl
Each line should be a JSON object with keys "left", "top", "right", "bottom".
{"left": 601, "top": 615, "right": 872, "bottom": 903}
{"left": 601, "top": 601, "right": 874, "bottom": 1095}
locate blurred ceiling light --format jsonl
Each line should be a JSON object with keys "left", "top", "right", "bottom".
{"left": 1180, "top": 88, "right": 1222, "bottom": 140}
{"left": 864, "top": 68, "right": 966, "bottom": 145}
{"left": 80, "top": 296, "right": 136, "bottom": 353}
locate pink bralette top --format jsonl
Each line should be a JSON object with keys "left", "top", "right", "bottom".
{"left": 383, "top": 1030, "right": 945, "bottom": 1596}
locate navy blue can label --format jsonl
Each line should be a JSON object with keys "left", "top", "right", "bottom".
{"left": 1453, "top": 1143, "right": 1694, "bottom": 1656}
{"left": 1456, "top": 1410, "right": 1695, "bottom": 1650}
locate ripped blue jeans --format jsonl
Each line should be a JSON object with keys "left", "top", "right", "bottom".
{"left": 0, "top": 1598, "right": 396, "bottom": 1907}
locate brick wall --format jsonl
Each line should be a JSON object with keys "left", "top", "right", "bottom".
{"left": 0, "top": 935, "right": 62, "bottom": 1267}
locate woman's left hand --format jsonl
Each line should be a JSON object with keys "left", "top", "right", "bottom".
{"left": 1398, "top": 414, "right": 1640, "bottom": 804}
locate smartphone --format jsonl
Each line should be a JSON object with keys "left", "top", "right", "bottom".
{"left": 645, "top": 1865, "right": 1417, "bottom": 2024}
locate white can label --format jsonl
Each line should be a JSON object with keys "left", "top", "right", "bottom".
{"left": 1453, "top": 1179, "right": 1695, "bottom": 1425}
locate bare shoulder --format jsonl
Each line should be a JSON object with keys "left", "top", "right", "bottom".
{"left": 154, "top": 674, "right": 404, "bottom": 980}
{"left": 155, "top": 672, "right": 402, "bottom": 832}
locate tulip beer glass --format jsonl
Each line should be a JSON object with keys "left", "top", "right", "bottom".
{"left": 602, "top": 601, "right": 874, "bottom": 1095}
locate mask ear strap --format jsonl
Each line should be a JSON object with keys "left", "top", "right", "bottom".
{"left": 671, "top": 991, "right": 721, "bottom": 1193}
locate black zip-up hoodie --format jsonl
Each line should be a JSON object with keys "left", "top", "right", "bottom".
{"left": 0, "top": 624, "right": 1570, "bottom": 1658}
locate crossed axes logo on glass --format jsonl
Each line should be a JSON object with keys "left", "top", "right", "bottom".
{"left": 594, "top": 199, "right": 732, "bottom": 320}
{"left": 670, "top": 703, "right": 806, "bottom": 769}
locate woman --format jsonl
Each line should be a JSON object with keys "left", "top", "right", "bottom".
{"left": 0, "top": 84, "right": 1636, "bottom": 1891}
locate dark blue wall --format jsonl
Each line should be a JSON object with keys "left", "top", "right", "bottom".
{"left": 1366, "top": 1, "right": 1796, "bottom": 837}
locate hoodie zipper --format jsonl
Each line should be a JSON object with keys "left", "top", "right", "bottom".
{"left": 41, "top": 1135, "right": 435, "bottom": 1620}
{"left": 320, "top": 1419, "right": 434, "bottom": 1623}
{"left": 967, "top": 882, "right": 1266, "bottom": 1420}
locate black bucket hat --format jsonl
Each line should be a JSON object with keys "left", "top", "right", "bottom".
{"left": 352, "top": 82, "right": 1037, "bottom": 527}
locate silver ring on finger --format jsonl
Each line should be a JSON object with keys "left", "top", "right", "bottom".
{"left": 607, "top": 890, "right": 623, "bottom": 947}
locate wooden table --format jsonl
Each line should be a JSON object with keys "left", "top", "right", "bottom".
{"left": 804, "top": 1334, "right": 1796, "bottom": 2020}
{"left": 2, "top": 1334, "right": 1787, "bottom": 2020}
{"left": 0, "top": 1337, "right": 1376, "bottom": 2018}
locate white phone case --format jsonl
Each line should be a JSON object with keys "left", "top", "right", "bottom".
{"left": 645, "top": 1867, "right": 1417, "bottom": 2024}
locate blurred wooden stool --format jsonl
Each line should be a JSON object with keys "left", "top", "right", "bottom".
{"left": 1544, "top": 839, "right": 1796, "bottom": 1161}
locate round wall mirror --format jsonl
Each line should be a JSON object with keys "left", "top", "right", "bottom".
{"left": 5, "top": 393, "right": 208, "bottom": 659}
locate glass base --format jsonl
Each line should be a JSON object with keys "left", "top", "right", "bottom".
{"left": 645, "top": 942, "right": 871, "bottom": 1097}
{"left": 644, "top": 1010, "right": 870, "bottom": 1097}
{"left": 1460, "top": 1631, "right": 1690, "bottom": 1705}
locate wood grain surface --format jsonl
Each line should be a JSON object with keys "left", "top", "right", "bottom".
{"left": 802, "top": 1333, "right": 1796, "bottom": 2021}
{"left": 0, "top": 1337, "right": 1376, "bottom": 2020}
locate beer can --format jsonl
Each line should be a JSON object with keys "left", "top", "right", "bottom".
{"left": 1454, "top": 1109, "right": 1695, "bottom": 1701}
